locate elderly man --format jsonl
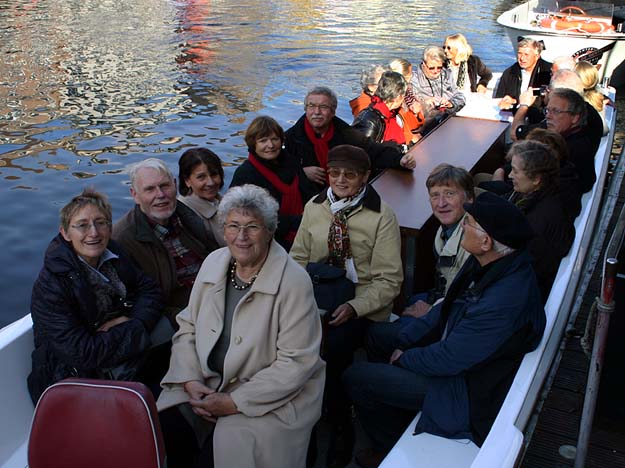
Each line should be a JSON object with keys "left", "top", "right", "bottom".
{"left": 284, "top": 86, "right": 416, "bottom": 191}
{"left": 344, "top": 192, "right": 545, "bottom": 468}
{"left": 113, "top": 158, "right": 217, "bottom": 321}
{"left": 495, "top": 38, "right": 552, "bottom": 110}
{"left": 411, "top": 45, "right": 465, "bottom": 130}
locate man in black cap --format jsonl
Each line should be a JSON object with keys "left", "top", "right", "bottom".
{"left": 343, "top": 192, "right": 546, "bottom": 468}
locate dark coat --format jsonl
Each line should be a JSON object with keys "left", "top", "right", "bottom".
{"left": 229, "top": 149, "right": 318, "bottom": 249}
{"left": 113, "top": 203, "right": 215, "bottom": 313}
{"left": 352, "top": 106, "right": 387, "bottom": 143}
{"left": 28, "top": 236, "right": 163, "bottom": 403}
{"left": 494, "top": 58, "right": 552, "bottom": 100}
{"left": 395, "top": 250, "right": 545, "bottom": 445}
{"left": 466, "top": 55, "right": 493, "bottom": 93}
{"left": 510, "top": 189, "right": 575, "bottom": 302}
{"left": 565, "top": 125, "right": 600, "bottom": 193}
{"left": 284, "top": 115, "right": 403, "bottom": 190}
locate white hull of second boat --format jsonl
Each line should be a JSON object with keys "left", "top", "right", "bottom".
{"left": 497, "top": 0, "right": 625, "bottom": 85}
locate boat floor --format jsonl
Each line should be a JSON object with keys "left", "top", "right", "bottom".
{"left": 521, "top": 130, "right": 625, "bottom": 468}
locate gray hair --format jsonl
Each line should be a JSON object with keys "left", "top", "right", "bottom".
{"left": 360, "top": 65, "right": 386, "bottom": 90}
{"left": 550, "top": 87, "right": 587, "bottom": 126}
{"left": 492, "top": 239, "right": 515, "bottom": 256}
{"left": 374, "top": 71, "right": 407, "bottom": 102}
{"left": 127, "top": 158, "right": 174, "bottom": 189}
{"left": 552, "top": 55, "right": 577, "bottom": 72}
{"left": 218, "top": 184, "right": 279, "bottom": 233}
{"left": 550, "top": 69, "right": 584, "bottom": 95}
{"left": 305, "top": 86, "right": 338, "bottom": 110}
{"left": 517, "top": 38, "right": 543, "bottom": 54}
{"left": 423, "top": 45, "right": 446, "bottom": 63}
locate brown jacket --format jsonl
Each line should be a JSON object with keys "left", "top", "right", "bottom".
{"left": 157, "top": 242, "right": 325, "bottom": 468}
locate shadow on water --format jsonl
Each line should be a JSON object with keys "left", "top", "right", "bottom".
{"left": 0, "top": 0, "right": 617, "bottom": 326}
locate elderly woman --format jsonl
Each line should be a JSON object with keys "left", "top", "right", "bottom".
{"left": 444, "top": 33, "right": 492, "bottom": 94}
{"left": 178, "top": 147, "right": 226, "bottom": 247}
{"left": 507, "top": 140, "right": 575, "bottom": 302}
{"left": 349, "top": 64, "right": 386, "bottom": 117}
{"left": 352, "top": 71, "right": 409, "bottom": 147}
{"left": 290, "top": 145, "right": 403, "bottom": 467}
{"left": 28, "top": 189, "right": 163, "bottom": 403}
{"left": 230, "top": 115, "right": 317, "bottom": 250}
{"left": 157, "top": 184, "right": 325, "bottom": 468}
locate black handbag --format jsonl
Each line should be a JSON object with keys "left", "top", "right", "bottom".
{"left": 306, "top": 262, "right": 356, "bottom": 314}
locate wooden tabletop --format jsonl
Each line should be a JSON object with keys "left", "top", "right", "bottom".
{"left": 372, "top": 116, "right": 509, "bottom": 230}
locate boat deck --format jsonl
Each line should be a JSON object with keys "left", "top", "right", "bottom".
{"left": 522, "top": 130, "right": 625, "bottom": 468}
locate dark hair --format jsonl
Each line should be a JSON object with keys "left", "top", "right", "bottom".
{"left": 550, "top": 87, "right": 587, "bottom": 128}
{"left": 60, "top": 188, "right": 112, "bottom": 232}
{"left": 374, "top": 71, "right": 407, "bottom": 102}
{"left": 178, "top": 148, "right": 224, "bottom": 196}
{"left": 426, "top": 163, "right": 474, "bottom": 200}
{"left": 508, "top": 140, "right": 559, "bottom": 190}
{"left": 526, "top": 127, "right": 569, "bottom": 163}
{"left": 244, "top": 116, "right": 285, "bottom": 154}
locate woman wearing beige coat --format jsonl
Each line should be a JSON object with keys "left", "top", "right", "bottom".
{"left": 157, "top": 184, "right": 325, "bottom": 468}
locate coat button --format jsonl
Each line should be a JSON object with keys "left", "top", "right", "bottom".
{"left": 234, "top": 336, "right": 242, "bottom": 345}
{"left": 229, "top": 377, "right": 238, "bottom": 384}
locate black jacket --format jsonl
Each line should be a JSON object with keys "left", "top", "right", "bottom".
{"left": 230, "top": 149, "right": 317, "bottom": 249}
{"left": 284, "top": 115, "right": 403, "bottom": 190}
{"left": 28, "top": 236, "right": 162, "bottom": 403}
{"left": 494, "top": 58, "right": 552, "bottom": 100}
{"left": 466, "top": 55, "right": 493, "bottom": 93}
{"left": 352, "top": 106, "right": 386, "bottom": 143}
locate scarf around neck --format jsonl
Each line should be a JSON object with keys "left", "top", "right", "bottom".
{"left": 371, "top": 95, "right": 406, "bottom": 145}
{"left": 326, "top": 185, "right": 367, "bottom": 282}
{"left": 304, "top": 117, "right": 335, "bottom": 170}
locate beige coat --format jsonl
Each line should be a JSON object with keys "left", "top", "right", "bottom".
{"left": 157, "top": 241, "right": 325, "bottom": 468}
{"left": 290, "top": 187, "right": 403, "bottom": 322}
{"left": 178, "top": 193, "right": 226, "bottom": 247}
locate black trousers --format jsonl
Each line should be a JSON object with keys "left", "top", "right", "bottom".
{"left": 159, "top": 405, "right": 214, "bottom": 468}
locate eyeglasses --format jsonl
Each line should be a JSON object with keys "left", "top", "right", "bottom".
{"left": 224, "top": 223, "right": 264, "bottom": 236}
{"left": 327, "top": 168, "right": 362, "bottom": 180}
{"left": 424, "top": 63, "right": 444, "bottom": 71}
{"left": 305, "top": 103, "right": 333, "bottom": 112}
{"left": 543, "top": 107, "right": 573, "bottom": 116}
{"left": 70, "top": 219, "right": 112, "bottom": 233}
{"left": 429, "top": 190, "right": 460, "bottom": 202}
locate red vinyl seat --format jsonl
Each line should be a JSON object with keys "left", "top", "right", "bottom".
{"left": 28, "top": 378, "right": 165, "bottom": 468}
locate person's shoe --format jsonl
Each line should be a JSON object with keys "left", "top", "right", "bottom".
{"left": 326, "top": 423, "right": 355, "bottom": 468}
{"left": 354, "top": 448, "right": 387, "bottom": 468}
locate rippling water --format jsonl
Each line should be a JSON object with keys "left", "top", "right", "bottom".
{"left": 0, "top": 0, "right": 535, "bottom": 326}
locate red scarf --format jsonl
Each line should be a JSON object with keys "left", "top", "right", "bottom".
{"left": 304, "top": 118, "right": 334, "bottom": 170}
{"left": 248, "top": 153, "right": 303, "bottom": 242}
{"left": 371, "top": 96, "right": 406, "bottom": 145}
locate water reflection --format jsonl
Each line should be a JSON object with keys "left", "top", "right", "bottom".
{"left": 1, "top": 0, "right": 522, "bottom": 326}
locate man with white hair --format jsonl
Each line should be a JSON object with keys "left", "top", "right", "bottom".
{"left": 113, "top": 158, "right": 217, "bottom": 321}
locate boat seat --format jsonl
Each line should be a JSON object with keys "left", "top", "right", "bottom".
{"left": 27, "top": 378, "right": 165, "bottom": 468}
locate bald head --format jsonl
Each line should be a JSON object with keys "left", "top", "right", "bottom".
{"left": 550, "top": 69, "right": 584, "bottom": 95}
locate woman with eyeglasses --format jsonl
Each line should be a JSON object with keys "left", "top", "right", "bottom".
{"left": 28, "top": 188, "right": 164, "bottom": 403}
{"left": 443, "top": 33, "right": 492, "bottom": 94}
{"left": 230, "top": 115, "right": 317, "bottom": 251}
{"left": 158, "top": 184, "right": 324, "bottom": 468}
{"left": 290, "top": 145, "right": 403, "bottom": 467}
{"left": 506, "top": 140, "right": 575, "bottom": 302}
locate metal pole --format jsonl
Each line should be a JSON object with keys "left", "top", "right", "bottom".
{"left": 574, "top": 257, "right": 618, "bottom": 468}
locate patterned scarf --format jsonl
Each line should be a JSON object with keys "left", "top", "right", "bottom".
{"left": 304, "top": 117, "right": 335, "bottom": 170}
{"left": 457, "top": 60, "right": 467, "bottom": 90}
{"left": 326, "top": 185, "right": 367, "bottom": 282}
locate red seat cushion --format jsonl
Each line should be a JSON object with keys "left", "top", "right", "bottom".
{"left": 28, "top": 378, "right": 165, "bottom": 468}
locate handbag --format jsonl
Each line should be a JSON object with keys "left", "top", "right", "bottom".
{"left": 306, "top": 262, "right": 355, "bottom": 314}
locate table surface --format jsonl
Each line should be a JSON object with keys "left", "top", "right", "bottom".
{"left": 372, "top": 116, "right": 510, "bottom": 230}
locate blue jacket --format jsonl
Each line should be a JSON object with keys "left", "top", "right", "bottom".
{"left": 396, "top": 250, "right": 545, "bottom": 445}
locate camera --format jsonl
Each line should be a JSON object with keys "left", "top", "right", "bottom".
{"left": 532, "top": 85, "right": 548, "bottom": 97}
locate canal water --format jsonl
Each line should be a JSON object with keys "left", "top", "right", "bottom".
{"left": 0, "top": 0, "right": 604, "bottom": 326}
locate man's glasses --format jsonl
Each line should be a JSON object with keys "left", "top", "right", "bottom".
{"left": 224, "top": 223, "right": 264, "bottom": 236}
{"left": 327, "top": 168, "right": 362, "bottom": 180}
{"left": 305, "top": 103, "right": 333, "bottom": 112}
{"left": 70, "top": 219, "right": 112, "bottom": 234}
{"left": 543, "top": 107, "right": 573, "bottom": 116}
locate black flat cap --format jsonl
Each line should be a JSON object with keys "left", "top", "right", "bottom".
{"left": 463, "top": 192, "right": 534, "bottom": 249}
{"left": 327, "top": 145, "right": 370, "bottom": 171}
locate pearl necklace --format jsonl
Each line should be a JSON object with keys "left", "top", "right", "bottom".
{"left": 229, "top": 260, "right": 258, "bottom": 290}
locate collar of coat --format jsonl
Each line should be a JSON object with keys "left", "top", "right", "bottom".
{"left": 311, "top": 184, "right": 381, "bottom": 213}
{"left": 131, "top": 203, "right": 207, "bottom": 246}
{"left": 196, "top": 240, "right": 288, "bottom": 296}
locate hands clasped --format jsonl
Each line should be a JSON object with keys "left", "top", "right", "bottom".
{"left": 185, "top": 380, "right": 239, "bottom": 422}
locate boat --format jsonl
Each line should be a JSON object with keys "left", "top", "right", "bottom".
{"left": 497, "top": 0, "right": 625, "bottom": 86}
{"left": 0, "top": 78, "right": 619, "bottom": 468}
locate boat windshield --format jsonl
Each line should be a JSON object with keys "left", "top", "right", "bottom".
{"left": 534, "top": 0, "right": 615, "bottom": 22}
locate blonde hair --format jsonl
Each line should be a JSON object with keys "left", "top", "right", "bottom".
{"left": 444, "top": 33, "right": 472, "bottom": 62}
{"left": 389, "top": 58, "right": 412, "bottom": 82}
{"left": 575, "top": 60, "right": 605, "bottom": 112}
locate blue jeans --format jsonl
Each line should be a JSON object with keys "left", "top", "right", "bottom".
{"left": 343, "top": 322, "right": 428, "bottom": 452}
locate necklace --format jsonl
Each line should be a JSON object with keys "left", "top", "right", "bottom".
{"left": 229, "top": 260, "right": 258, "bottom": 290}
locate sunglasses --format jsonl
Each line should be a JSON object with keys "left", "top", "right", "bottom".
{"left": 327, "top": 168, "right": 362, "bottom": 180}
{"left": 423, "top": 62, "right": 443, "bottom": 71}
